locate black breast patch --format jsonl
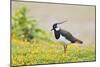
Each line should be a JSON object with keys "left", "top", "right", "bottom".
{"left": 54, "top": 31, "right": 60, "bottom": 39}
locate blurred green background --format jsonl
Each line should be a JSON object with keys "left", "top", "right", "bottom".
{"left": 12, "top": 1, "right": 95, "bottom": 45}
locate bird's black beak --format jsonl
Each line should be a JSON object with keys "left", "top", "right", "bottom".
{"left": 51, "top": 29, "right": 53, "bottom": 31}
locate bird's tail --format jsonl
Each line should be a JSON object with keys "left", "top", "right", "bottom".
{"left": 76, "top": 39, "right": 83, "bottom": 44}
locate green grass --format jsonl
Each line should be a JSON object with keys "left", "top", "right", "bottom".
{"left": 11, "top": 38, "right": 96, "bottom": 66}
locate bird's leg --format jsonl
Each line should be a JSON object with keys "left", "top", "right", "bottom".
{"left": 64, "top": 45, "right": 67, "bottom": 55}
{"left": 66, "top": 45, "right": 67, "bottom": 51}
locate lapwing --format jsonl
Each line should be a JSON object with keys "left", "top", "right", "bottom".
{"left": 51, "top": 21, "right": 83, "bottom": 55}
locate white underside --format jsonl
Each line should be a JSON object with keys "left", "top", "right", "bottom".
{"left": 57, "top": 34, "right": 70, "bottom": 45}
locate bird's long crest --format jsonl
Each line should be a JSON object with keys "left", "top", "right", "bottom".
{"left": 56, "top": 20, "right": 67, "bottom": 25}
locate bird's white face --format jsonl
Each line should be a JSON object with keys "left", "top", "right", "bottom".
{"left": 55, "top": 27, "right": 60, "bottom": 31}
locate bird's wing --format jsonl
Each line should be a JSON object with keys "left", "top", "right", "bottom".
{"left": 59, "top": 29, "right": 77, "bottom": 43}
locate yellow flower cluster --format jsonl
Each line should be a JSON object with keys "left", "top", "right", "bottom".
{"left": 12, "top": 33, "right": 30, "bottom": 45}
{"left": 11, "top": 34, "right": 96, "bottom": 66}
